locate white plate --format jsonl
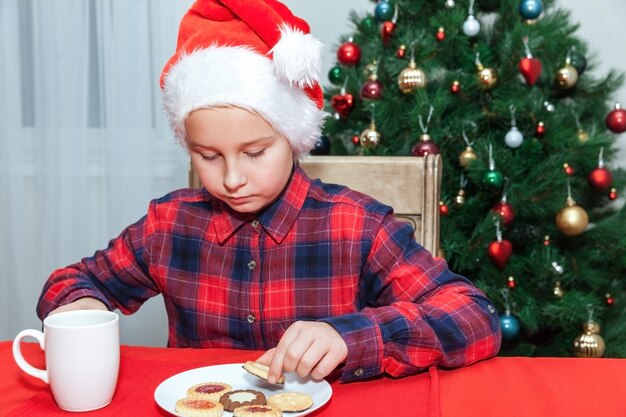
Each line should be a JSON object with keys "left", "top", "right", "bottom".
{"left": 154, "top": 363, "right": 332, "bottom": 416}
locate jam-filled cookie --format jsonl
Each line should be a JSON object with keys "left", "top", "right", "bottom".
{"left": 219, "top": 389, "right": 266, "bottom": 412}
{"left": 233, "top": 405, "right": 283, "bottom": 417}
{"left": 175, "top": 398, "right": 224, "bottom": 417}
{"left": 187, "top": 382, "right": 233, "bottom": 401}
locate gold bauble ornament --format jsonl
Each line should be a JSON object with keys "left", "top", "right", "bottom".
{"left": 454, "top": 189, "right": 466, "bottom": 206}
{"left": 459, "top": 146, "right": 477, "bottom": 167}
{"left": 555, "top": 63, "right": 579, "bottom": 89}
{"left": 577, "top": 128, "right": 589, "bottom": 143}
{"left": 556, "top": 197, "right": 588, "bottom": 236}
{"left": 359, "top": 122, "right": 381, "bottom": 149}
{"left": 573, "top": 321, "right": 605, "bottom": 358}
{"left": 397, "top": 59, "right": 427, "bottom": 93}
{"left": 364, "top": 62, "right": 378, "bottom": 77}
{"left": 553, "top": 281, "right": 564, "bottom": 298}
{"left": 477, "top": 65, "right": 498, "bottom": 90}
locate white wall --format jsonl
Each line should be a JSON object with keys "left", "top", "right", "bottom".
{"left": 563, "top": 0, "right": 626, "bottom": 163}
{"left": 4, "top": 0, "right": 625, "bottom": 346}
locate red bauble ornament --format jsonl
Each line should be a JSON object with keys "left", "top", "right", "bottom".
{"left": 606, "top": 293, "right": 615, "bottom": 306}
{"left": 436, "top": 27, "right": 446, "bottom": 42}
{"left": 563, "top": 163, "right": 575, "bottom": 176}
{"left": 439, "top": 201, "right": 449, "bottom": 216}
{"left": 519, "top": 57, "right": 542, "bottom": 85}
{"left": 507, "top": 276, "right": 517, "bottom": 290}
{"left": 381, "top": 21, "right": 395, "bottom": 45}
{"left": 330, "top": 93, "right": 354, "bottom": 118}
{"left": 606, "top": 103, "right": 626, "bottom": 133}
{"left": 337, "top": 41, "right": 362, "bottom": 66}
{"left": 492, "top": 200, "right": 515, "bottom": 226}
{"left": 450, "top": 80, "right": 461, "bottom": 94}
{"left": 352, "top": 135, "right": 360, "bottom": 145}
{"left": 535, "top": 121, "right": 546, "bottom": 137}
{"left": 588, "top": 167, "right": 613, "bottom": 190}
{"left": 411, "top": 134, "right": 440, "bottom": 156}
{"left": 360, "top": 78, "right": 383, "bottom": 100}
{"left": 488, "top": 239, "right": 512, "bottom": 270}
{"left": 396, "top": 45, "right": 406, "bottom": 58}
{"left": 609, "top": 188, "right": 618, "bottom": 200}
{"left": 605, "top": 103, "right": 626, "bottom": 133}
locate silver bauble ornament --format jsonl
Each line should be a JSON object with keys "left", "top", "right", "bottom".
{"left": 462, "top": 15, "right": 480, "bottom": 37}
{"left": 505, "top": 126, "right": 524, "bottom": 148}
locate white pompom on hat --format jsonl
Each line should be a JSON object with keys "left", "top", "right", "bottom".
{"left": 160, "top": 0, "right": 327, "bottom": 156}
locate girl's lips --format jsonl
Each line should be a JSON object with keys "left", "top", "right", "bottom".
{"left": 227, "top": 196, "right": 251, "bottom": 204}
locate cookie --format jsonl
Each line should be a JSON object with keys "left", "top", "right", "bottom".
{"left": 175, "top": 398, "right": 224, "bottom": 417}
{"left": 187, "top": 382, "right": 233, "bottom": 401}
{"left": 242, "top": 361, "right": 285, "bottom": 384}
{"left": 267, "top": 392, "right": 314, "bottom": 412}
{"left": 219, "top": 389, "right": 266, "bottom": 412}
{"left": 232, "top": 405, "right": 283, "bottom": 417}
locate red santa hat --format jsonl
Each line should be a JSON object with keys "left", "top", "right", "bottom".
{"left": 160, "top": 0, "right": 327, "bottom": 155}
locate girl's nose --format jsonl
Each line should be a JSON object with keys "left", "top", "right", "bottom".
{"left": 223, "top": 160, "right": 247, "bottom": 191}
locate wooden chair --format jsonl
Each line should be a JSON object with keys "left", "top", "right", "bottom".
{"left": 189, "top": 154, "right": 442, "bottom": 254}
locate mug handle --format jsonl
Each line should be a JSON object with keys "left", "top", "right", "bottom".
{"left": 12, "top": 329, "right": 49, "bottom": 384}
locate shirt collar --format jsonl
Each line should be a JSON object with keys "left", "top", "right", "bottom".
{"left": 212, "top": 166, "right": 310, "bottom": 244}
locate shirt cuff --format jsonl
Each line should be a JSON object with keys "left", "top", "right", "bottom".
{"left": 322, "top": 313, "right": 383, "bottom": 382}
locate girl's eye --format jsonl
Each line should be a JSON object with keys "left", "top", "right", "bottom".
{"left": 200, "top": 153, "right": 219, "bottom": 162}
{"left": 246, "top": 149, "right": 265, "bottom": 159}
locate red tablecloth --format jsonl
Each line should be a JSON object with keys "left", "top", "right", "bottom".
{"left": 2, "top": 340, "right": 626, "bottom": 416}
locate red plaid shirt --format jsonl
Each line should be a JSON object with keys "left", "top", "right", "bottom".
{"left": 37, "top": 166, "right": 501, "bottom": 381}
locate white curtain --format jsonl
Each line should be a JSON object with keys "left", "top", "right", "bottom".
{"left": 0, "top": 0, "right": 193, "bottom": 345}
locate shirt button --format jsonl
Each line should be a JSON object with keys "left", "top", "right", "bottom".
{"left": 251, "top": 220, "right": 260, "bottom": 228}
{"left": 247, "top": 260, "right": 256, "bottom": 270}
{"left": 488, "top": 304, "right": 496, "bottom": 314}
{"left": 353, "top": 368, "right": 364, "bottom": 377}
{"left": 247, "top": 314, "right": 256, "bottom": 323}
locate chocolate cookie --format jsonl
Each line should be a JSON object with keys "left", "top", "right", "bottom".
{"left": 219, "top": 389, "right": 266, "bottom": 412}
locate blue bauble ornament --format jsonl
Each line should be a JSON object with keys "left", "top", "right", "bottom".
{"left": 519, "top": 0, "right": 543, "bottom": 20}
{"left": 374, "top": 1, "right": 394, "bottom": 22}
{"left": 311, "top": 135, "right": 331, "bottom": 155}
{"left": 500, "top": 312, "right": 521, "bottom": 340}
{"left": 569, "top": 51, "right": 588, "bottom": 75}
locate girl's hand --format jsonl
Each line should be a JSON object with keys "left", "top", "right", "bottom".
{"left": 256, "top": 321, "right": 347, "bottom": 383}
{"left": 48, "top": 297, "right": 108, "bottom": 316}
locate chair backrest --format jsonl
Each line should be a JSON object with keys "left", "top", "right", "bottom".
{"left": 189, "top": 154, "right": 442, "bottom": 254}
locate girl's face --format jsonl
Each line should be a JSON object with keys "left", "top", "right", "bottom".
{"left": 185, "top": 107, "right": 294, "bottom": 213}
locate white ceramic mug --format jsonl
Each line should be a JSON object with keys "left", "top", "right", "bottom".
{"left": 13, "top": 309, "right": 120, "bottom": 412}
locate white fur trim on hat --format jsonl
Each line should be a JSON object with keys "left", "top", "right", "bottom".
{"left": 162, "top": 46, "right": 327, "bottom": 156}
{"left": 271, "top": 24, "right": 324, "bottom": 89}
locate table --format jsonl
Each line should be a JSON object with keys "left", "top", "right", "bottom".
{"left": 2, "top": 341, "right": 625, "bottom": 416}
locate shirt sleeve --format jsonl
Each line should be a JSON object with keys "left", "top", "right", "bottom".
{"left": 322, "top": 213, "right": 502, "bottom": 382}
{"left": 36, "top": 205, "right": 160, "bottom": 320}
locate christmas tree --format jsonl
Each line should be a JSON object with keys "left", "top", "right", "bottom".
{"left": 321, "top": 0, "right": 626, "bottom": 357}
